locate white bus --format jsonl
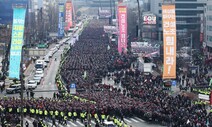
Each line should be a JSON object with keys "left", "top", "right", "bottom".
{"left": 35, "top": 60, "right": 46, "bottom": 69}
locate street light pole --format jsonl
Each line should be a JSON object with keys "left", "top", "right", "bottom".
{"left": 136, "top": 0, "right": 142, "bottom": 41}
{"left": 20, "top": 46, "right": 24, "bottom": 127}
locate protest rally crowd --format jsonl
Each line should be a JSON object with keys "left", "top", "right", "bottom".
{"left": 1, "top": 19, "right": 212, "bottom": 127}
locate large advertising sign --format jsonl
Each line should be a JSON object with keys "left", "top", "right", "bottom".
{"left": 143, "top": 15, "right": 156, "bottom": 25}
{"left": 65, "top": 1, "right": 72, "bottom": 31}
{"left": 9, "top": 8, "right": 26, "bottom": 79}
{"left": 58, "top": 3, "right": 64, "bottom": 37}
{"left": 118, "top": 6, "right": 127, "bottom": 54}
{"left": 162, "top": 5, "right": 177, "bottom": 79}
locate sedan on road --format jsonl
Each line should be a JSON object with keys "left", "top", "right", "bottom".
{"left": 26, "top": 80, "right": 37, "bottom": 89}
{"left": 6, "top": 84, "right": 21, "bottom": 94}
{"left": 33, "top": 75, "right": 42, "bottom": 85}
{"left": 35, "top": 69, "right": 44, "bottom": 78}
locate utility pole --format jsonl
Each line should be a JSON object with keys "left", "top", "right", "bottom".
{"left": 136, "top": 0, "right": 142, "bottom": 41}
{"left": 190, "top": 33, "right": 193, "bottom": 62}
{"left": 110, "top": 0, "right": 112, "bottom": 24}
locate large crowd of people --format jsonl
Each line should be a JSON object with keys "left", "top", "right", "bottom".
{"left": 1, "top": 19, "right": 212, "bottom": 127}
{"left": 59, "top": 19, "right": 212, "bottom": 126}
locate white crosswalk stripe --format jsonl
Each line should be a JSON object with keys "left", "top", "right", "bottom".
{"left": 134, "top": 117, "right": 146, "bottom": 123}
{"left": 130, "top": 118, "right": 139, "bottom": 123}
{"left": 124, "top": 118, "right": 132, "bottom": 123}
{"left": 91, "top": 120, "right": 96, "bottom": 124}
{"left": 76, "top": 120, "right": 84, "bottom": 126}
{"left": 67, "top": 121, "right": 77, "bottom": 127}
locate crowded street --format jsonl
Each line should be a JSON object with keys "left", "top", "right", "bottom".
{"left": 1, "top": 0, "right": 212, "bottom": 127}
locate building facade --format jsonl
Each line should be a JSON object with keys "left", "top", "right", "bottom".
{"left": 150, "top": 0, "right": 206, "bottom": 48}
{"left": 205, "top": 0, "right": 212, "bottom": 55}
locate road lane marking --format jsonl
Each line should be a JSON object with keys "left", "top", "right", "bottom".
{"left": 134, "top": 117, "right": 145, "bottom": 122}
{"left": 130, "top": 118, "right": 139, "bottom": 123}
{"left": 68, "top": 121, "right": 77, "bottom": 127}
{"left": 124, "top": 118, "right": 132, "bottom": 123}
{"left": 76, "top": 120, "right": 84, "bottom": 126}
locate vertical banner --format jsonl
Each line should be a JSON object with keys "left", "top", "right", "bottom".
{"left": 65, "top": 1, "right": 72, "bottom": 31}
{"left": 58, "top": 3, "right": 64, "bottom": 37}
{"left": 118, "top": 6, "right": 127, "bottom": 54}
{"left": 9, "top": 8, "right": 26, "bottom": 79}
{"left": 162, "top": 5, "right": 176, "bottom": 79}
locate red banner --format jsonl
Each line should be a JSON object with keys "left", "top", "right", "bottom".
{"left": 118, "top": 6, "right": 127, "bottom": 54}
{"left": 65, "top": 1, "right": 73, "bottom": 31}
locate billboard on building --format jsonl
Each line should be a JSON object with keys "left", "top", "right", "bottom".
{"left": 143, "top": 14, "right": 156, "bottom": 25}
{"left": 104, "top": 26, "right": 117, "bottom": 34}
{"left": 99, "top": 8, "right": 111, "bottom": 18}
{"left": 162, "top": 4, "right": 177, "bottom": 79}
{"left": 118, "top": 6, "right": 127, "bottom": 54}
{"left": 65, "top": 1, "right": 73, "bottom": 31}
{"left": 58, "top": 3, "right": 64, "bottom": 37}
{"left": 9, "top": 7, "right": 26, "bottom": 79}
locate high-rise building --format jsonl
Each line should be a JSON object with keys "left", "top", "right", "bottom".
{"left": 150, "top": 0, "right": 206, "bottom": 48}
{"left": 0, "top": 0, "right": 28, "bottom": 24}
{"left": 205, "top": 0, "right": 212, "bottom": 55}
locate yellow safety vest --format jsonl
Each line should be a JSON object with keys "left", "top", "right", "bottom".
{"left": 50, "top": 111, "right": 53, "bottom": 115}
{"left": 68, "top": 112, "right": 72, "bottom": 117}
{"left": 17, "top": 108, "right": 20, "bottom": 113}
{"left": 39, "top": 110, "right": 43, "bottom": 115}
{"left": 36, "top": 109, "right": 39, "bottom": 114}
{"left": 44, "top": 110, "right": 48, "bottom": 115}
{"left": 9, "top": 108, "right": 12, "bottom": 112}
{"left": 101, "top": 114, "right": 105, "bottom": 119}
{"left": 73, "top": 112, "right": 77, "bottom": 116}
{"left": 55, "top": 111, "right": 59, "bottom": 116}
{"left": 60, "top": 112, "right": 64, "bottom": 117}
{"left": 23, "top": 108, "right": 27, "bottom": 113}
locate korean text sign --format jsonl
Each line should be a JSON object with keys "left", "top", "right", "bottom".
{"left": 162, "top": 5, "right": 176, "bottom": 79}
{"left": 118, "top": 6, "right": 127, "bottom": 54}
{"left": 65, "top": 1, "right": 72, "bottom": 31}
{"left": 58, "top": 3, "right": 64, "bottom": 37}
{"left": 9, "top": 8, "right": 26, "bottom": 79}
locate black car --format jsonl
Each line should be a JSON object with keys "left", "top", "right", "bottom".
{"left": 6, "top": 84, "right": 21, "bottom": 94}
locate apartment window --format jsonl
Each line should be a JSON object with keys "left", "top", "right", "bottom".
{"left": 158, "top": 3, "right": 162, "bottom": 7}
{"left": 208, "top": 5, "right": 212, "bottom": 11}
{"left": 207, "top": 25, "right": 212, "bottom": 31}
{"left": 208, "top": 15, "right": 212, "bottom": 21}
{"left": 207, "top": 35, "right": 212, "bottom": 42}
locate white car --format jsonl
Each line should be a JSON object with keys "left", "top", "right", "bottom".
{"left": 35, "top": 69, "right": 44, "bottom": 78}
{"left": 26, "top": 80, "right": 37, "bottom": 89}
{"left": 33, "top": 74, "right": 42, "bottom": 84}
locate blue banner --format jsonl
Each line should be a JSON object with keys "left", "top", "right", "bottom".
{"left": 9, "top": 8, "right": 26, "bottom": 79}
{"left": 58, "top": 3, "right": 64, "bottom": 37}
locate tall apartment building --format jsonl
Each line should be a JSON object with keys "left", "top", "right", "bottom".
{"left": 205, "top": 0, "right": 212, "bottom": 54}
{"left": 150, "top": 0, "right": 206, "bottom": 48}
